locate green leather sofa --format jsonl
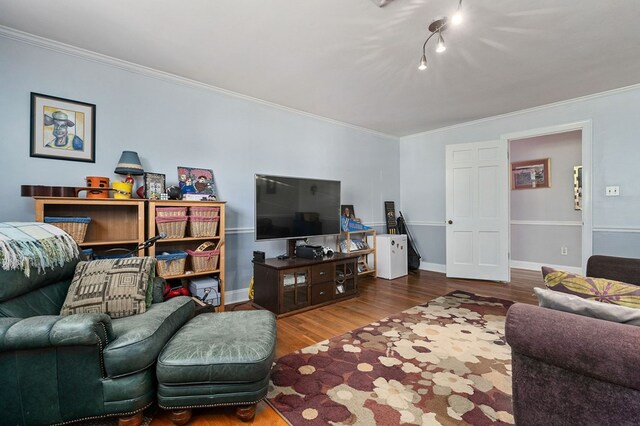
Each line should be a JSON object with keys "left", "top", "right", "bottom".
{"left": 0, "top": 256, "right": 195, "bottom": 425}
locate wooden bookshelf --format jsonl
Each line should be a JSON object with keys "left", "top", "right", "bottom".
{"left": 336, "top": 229, "right": 377, "bottom": 276}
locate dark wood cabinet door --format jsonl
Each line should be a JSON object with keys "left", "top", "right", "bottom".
{"left": 280, "top": 267, "right": 310, "bottom": 313}
{"left": 335, "top": 259, "right": 357, "bottom": 298}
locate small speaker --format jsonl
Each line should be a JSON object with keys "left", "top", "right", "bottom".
{"left": 253, "top": 250, "right": 265, "bottom": 262}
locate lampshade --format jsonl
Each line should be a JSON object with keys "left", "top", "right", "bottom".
{"left": 114, "top": 151, "right": 144, "bottom": 176}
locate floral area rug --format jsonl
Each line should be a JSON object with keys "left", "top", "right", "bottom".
{"left": 267, "top": 291, "right": 515, "bottom": 425}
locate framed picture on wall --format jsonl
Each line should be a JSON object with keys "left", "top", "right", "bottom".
{"left": 573, "top": 165, "right": 582, "bottom": 210}
{"left": 511, "top": 158, "right": 550, "bottom": 190}
{"left": 143, "top": 172, "right": 166, "bottom": 200}
{"left": 341, "top": 205, "right": 356, "bottom": 219}
{"left": 30, "top": 92, "right": 96, "bottom": 163}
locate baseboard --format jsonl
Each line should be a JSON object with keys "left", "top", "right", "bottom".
{"left": 419, "top": 261, "right": 446, "bottom": 273}
{"left": 418, "top": 260, "right": 581, "bottom": 275}
{"left": 510, "top": 260, "right": 582, "bottom": 275}
{"left": 224, "top": 288, "right": 250, "bottom": 305}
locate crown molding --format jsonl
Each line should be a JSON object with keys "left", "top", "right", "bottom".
{"left": 0, "top": 25, "right": 397, "bottom": 141}
{"left": 401, "top": 82, "right": 640, "bottom": 140}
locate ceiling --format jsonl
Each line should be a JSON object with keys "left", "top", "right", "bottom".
{"left": 1, "top": 0, "right": 640, "bottom": 137}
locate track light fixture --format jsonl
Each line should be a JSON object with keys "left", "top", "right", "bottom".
{"left": 452, "top": 0, "right": 463, "bottom": 26}
{"left": 417, "top": 0, "right": 464, "bottom": 71}
{"left": 417, "top": 18, "right": 448, "bottom": 71}
{"left": 418, "top": 54, "right": 427, "bottom": 70}
{"left": 436, "top": 31, "right": 446, "bottom": 53}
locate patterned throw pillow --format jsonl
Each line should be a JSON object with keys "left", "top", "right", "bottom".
{"left": 534, "top": 287, "right": 640, "bottom": 326}
{"left": 542, "top": 267, "right": 640, "bottom": 309}
{"left": 61, "top": 257, "right": 156, "bottom": 318}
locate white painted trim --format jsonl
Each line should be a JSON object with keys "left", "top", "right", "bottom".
{"left": 510, "top": 220, "right": 582, "bottom": 227}
{"left": 226, "top": 223, "right": 384, "bottom": 235}
{"left": 367, "top": 222, "right": 386, "bottom": 228}
{"left": 593, "top": 227, "right": 640, "bottom": 234}
{"left": 0, "top": 25, "right": 396, "bottom": 141}
{"left": 225, "top": 288, "right": 250, "bottom": 305}
{"left": 502, "top": 120, "right": 593, "bottom": 273}
{"left": 501, "top": 121, "right": 589, "bottom": 142}
{"left": 226, "top": 227, "right": 254, "bottom": 235}
{"left": 401, "top": 86, "right": 640, "bottom": 139}
{"left": 510, "top": 260, "right": 582, "bottom": 275}
{"left": 420, "top": 261, "right": 446, "bottom": 273}
{"left": 407, "top": 221, "right": 446, "bottom": 227}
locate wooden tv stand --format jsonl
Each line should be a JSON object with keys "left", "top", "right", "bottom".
{"left": 252, "top": 253, "right": 359, "bottom": 317}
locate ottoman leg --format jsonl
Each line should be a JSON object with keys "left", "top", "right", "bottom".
{"left": 168, "top": 409, "right": 193, "bottom": 425}
{"left": 236, "top": 403, "right": 257, "bottom": 422}
{"left": 118, "top": 412, "right": 143, "bottom": 426}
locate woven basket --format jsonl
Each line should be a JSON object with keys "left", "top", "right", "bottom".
{"left": 156, "top": 216, "right": 187, "bottom": 239}
{"left": 189, "top": 206, "right": 220, "bottom": 217}
{"left": 156, "top": 207, "right": 188, "bottom": 217}
{"left": 187, "top": 249, "right": 220, "bottom": 272}
{"left": 44, "top": 216, "right": 91, "bottom": 244}
{"left": 188, "top": 216, "right": 219, "bottom": 237}
{"left": 156, "top": 251, "right": 187, "bottom": 277}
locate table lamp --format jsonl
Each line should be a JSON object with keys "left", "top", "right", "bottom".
{"left": 114, "top": 151, "right": 144, "bottom": 184}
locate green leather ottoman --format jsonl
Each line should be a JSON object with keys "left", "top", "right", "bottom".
{"left": 156, "top": 310, "right": 276, "bottom": 423}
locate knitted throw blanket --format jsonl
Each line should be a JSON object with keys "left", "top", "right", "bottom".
{"left": 0, "top": 222, "right": 79, "bottom": 276}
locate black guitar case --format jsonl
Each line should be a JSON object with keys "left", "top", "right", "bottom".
{"left": 397, "top": 211, "right": 422, "bottom": 271}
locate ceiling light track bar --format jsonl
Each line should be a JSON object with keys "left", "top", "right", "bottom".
{"left": 418, "top": 0, "right": 464, "bottom": 71}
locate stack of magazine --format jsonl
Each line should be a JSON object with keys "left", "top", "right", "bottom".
{"left": 339, "top": 239, "right": 369, "bottom": 253}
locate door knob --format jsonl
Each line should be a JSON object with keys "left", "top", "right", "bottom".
{"left": 448, "top": 220, "right": 453, "bottom": 224}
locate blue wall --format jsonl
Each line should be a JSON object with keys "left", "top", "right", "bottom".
{"left": 400, "top": 85, "right": 640, "bottom": 270}
{"left": 0, "top": 35, "right": 400, "bottom": 300}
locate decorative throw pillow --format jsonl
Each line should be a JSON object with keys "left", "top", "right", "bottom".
{"left": 61, "top": 257, "right": 156, "bottom": 318}
{"left": 534, "top": 287, "right": 640, "bottom": 326}
{"left": 542, "top": 267, "right": 640, "bottom": 309}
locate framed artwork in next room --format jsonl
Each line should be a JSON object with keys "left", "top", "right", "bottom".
{"left": 511, "top": 158, "right": 550, "bottom": 190}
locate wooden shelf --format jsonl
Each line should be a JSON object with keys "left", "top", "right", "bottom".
{"left": 34, "top": 197, "right": 146, "bottom": 256}
{"left": 336, "top": 228, "right": 377, "bottom": 277}
{"left": 78, "top": 240, "right": 140, "bottom": 247}
{"left": 158, "top": 236, "right": 221, "bottom": 243}
{"left": 148, "top": 200, "right": 226, "bottom": 311}
{"left": 347, "top": 248, "right": 375, "bottom": 255}
{"left": 158, "top": 269, "right": 221, "bottom": 280}
{"left": 34, "top": 197, "right": 227, "bottom": 310}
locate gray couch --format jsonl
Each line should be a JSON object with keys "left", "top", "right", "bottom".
{"left": 0, "top": 256, "right": 195, "bottom": 425}
{"left": 506, "top": 255, "right": 640, "bottom": 425}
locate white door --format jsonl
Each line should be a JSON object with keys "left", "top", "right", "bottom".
{"left": 445, "top": 140, "right": 510, "bottom": 282}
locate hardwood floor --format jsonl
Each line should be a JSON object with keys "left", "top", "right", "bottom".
{"left": 150, "top": 268, "right": 543, "bottom": 425}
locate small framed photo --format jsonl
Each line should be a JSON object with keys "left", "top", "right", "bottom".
{"left": 341, "top": 205, "right": 356, "bottom": 219}
{"left": 143, "top": 172, "right": 166, "bottom": 200}
{"left": 30, "top": 93, "right": 96, "bottom": 163}
{"left": 511, "top": 158, "right": 550, "bottom": 190}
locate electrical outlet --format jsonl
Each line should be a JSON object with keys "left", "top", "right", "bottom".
{"left": 606, "top": 186, "right": 620, "bottom": 196}
{"left": 561, "top": 246, "right": 568, "bottom": 256}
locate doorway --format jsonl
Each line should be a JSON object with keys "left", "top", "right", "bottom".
{"left": 502, "top": 121, "right": 592, "bottom": 274}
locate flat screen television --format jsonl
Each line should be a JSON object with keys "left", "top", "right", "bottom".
{"left": 255, "top": 174, "right": 341, "bottom": 241}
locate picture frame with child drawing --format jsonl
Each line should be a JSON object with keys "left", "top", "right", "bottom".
{"left": 177, "top": 166, "right": 217, "bottom": 199}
